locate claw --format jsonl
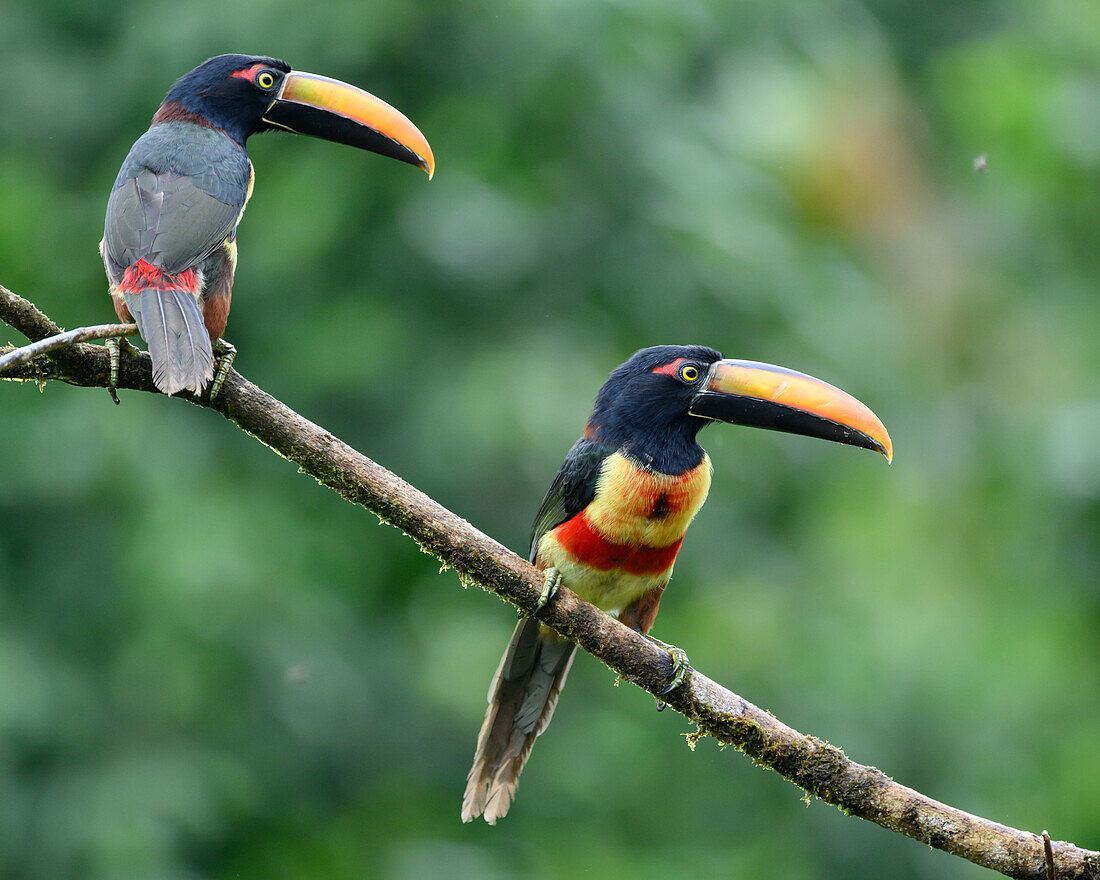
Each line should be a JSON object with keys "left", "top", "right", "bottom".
{"left": 105, "top": 337, "right": 120, "bottom": 403}
{"left": 209, "top": 338, "right": 237, "bottom": 399}
{"left": 105, "top": 337, "right": 136, "bottom": 405}
{"left": 533, "top": 567, "right": 562, "bottom": 616}
{"left": 644, "top": 634, "right": 690, "bottom": 709}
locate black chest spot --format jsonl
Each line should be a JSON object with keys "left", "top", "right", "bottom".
{"left": 648, "top": 494, "right": 671, "bottom": 520}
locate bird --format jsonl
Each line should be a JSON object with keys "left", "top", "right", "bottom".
{"left": 461, "top": 344, "right": 892, "bottom": 824}
{"left": 100, "top": 53, "right": 434, "bottom": 399}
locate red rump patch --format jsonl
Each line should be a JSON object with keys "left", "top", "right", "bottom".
{"left": 552, "top": 512, "right": 683, "bottom": 576}
{"left": 651, "top": 358, "right": 690, "bottom": 377}
{"left": 119, "top": 260, "right": 198, "bottom": 295}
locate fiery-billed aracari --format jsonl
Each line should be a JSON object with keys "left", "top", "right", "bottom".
{"left": 462, "top": 344, "right": 892, "bottom": 824}
{"left": 101, "top": 54, "right": 433, "bottom": 398}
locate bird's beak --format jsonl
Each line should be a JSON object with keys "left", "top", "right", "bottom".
{"left": 262, "top": 71, "right": 434, "bottom": 178}
{"left": 689, "top": 359, "right": 892, "bottom": 461}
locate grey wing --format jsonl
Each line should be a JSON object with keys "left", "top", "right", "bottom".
{"left": 104, "top": 168, "right": 241, "bottom": 277}
{"left": 103, "top": 123, "right": 249, "bottom": 278}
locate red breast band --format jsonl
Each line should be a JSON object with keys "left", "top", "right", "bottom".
{"left": 552, "top": 512, "right": 683, "bottom": 576}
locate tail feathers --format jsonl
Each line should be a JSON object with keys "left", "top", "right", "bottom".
{"left": 124, "top": 281, "right": 214, "bottom": 395}
{"left": 462, "top": 616, "right": 576, "bottom": 824}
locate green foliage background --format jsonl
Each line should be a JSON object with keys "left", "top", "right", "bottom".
{"left": 2, "top": 2, "right": 1098, "bottom": 877}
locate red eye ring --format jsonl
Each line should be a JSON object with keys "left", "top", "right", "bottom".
{"left": 231, "top": 63, "right": 277, "bottom": 89}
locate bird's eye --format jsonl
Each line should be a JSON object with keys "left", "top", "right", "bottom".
{"left": 257, "top": 70, "right": 277, "bottom": 90}
{"left": 679, "top": 364, "right": 700, "bottom": 383}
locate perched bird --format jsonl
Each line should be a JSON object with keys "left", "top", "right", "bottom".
{"left": 462, "top": 344, "right": 892, "bottom": 824}
{"left": 101, "top": 53, "right": 434, "bottom": 398}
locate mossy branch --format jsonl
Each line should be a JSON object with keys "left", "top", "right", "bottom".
{"left": 2, "top": 283, "right": 1096, "bottom": 880}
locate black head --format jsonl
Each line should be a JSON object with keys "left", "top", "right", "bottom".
{"left": 160, "top": 54, "right": 292, "bottom": 145}
{"left": 587, "top": 345, "right": 723, "bottom": 473}
{"left": 585, "top": 344, "right": 894, "bottom": 473}
{"left": 153, "top": 54, "right": 434, "bottom": 173}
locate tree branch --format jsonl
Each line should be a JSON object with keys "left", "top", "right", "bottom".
{"left": 2, "top": 283, "right": 1097, "bottom": 880}
{"left": 0, "top": 321, "right": 136, "bottom": 372}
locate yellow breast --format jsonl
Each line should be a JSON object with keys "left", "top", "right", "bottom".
{"left": 584, "top": 452, "right": 712, "bottom": 548}
{"left": 234, "top": 160, "right": 255, "bottom": 229}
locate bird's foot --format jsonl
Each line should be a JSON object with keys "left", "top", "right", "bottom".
{"left": 105, "top": 336, "right": 138, "bottom": 405}
{"left": 209, "top": 338, "right": 237, "bottom": 400}
{"left": 532, "top": 567, "right": 562, "bottom": 617}
{"left": 644, "top": 634, "right": 690, "bottom": 710}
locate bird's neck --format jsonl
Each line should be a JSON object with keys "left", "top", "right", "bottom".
{"left": 587, "top": 418, "right": 705, "bottom": 476}
{"left": 151, "top": 101, "right": 250, "bottom": 147}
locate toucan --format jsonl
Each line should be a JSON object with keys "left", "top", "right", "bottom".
{"left": 461, "top": 344, "right": 892, "bottom": 824}
{"left": 100, "top": 54, "right": 434, "bottom": 398}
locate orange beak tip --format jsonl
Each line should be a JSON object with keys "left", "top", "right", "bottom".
{"left": 874, "top": 429, "right": 893, "bottom": 464}
{"left": 272, "top": 71, "right": 436, "bottom": 178}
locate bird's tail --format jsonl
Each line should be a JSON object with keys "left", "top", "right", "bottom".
{"left": 461, "top": 616, "right": 576, "bottom": 824}
{"left": 121, "top": 260, "right": 214, "bottom": 395}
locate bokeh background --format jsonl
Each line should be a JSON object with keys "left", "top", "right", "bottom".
{"left": 2, "top": 1, "right": 1098, "bottom": 878}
